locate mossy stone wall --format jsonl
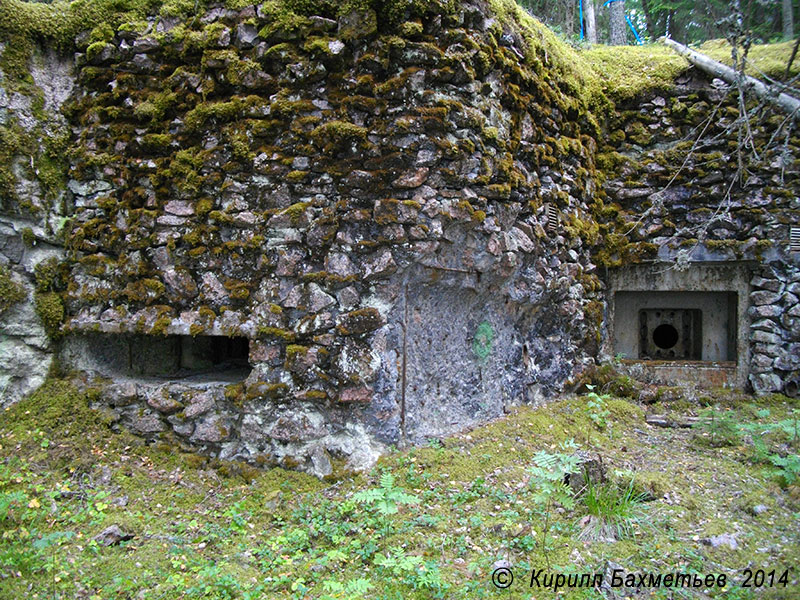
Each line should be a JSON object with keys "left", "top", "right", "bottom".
{"left": 0, "top": 0, "right": 607, "bottom": 473}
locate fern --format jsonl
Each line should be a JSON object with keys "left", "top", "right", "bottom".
{"left": 585, "top": 385, "right": 611, "bottom": 431}
{"left": 353, "top": 471, "right": 420, "bottom": 538}
{"left": 528, "top": 439, "right": 581, "bottom": 567}
{"left": 770, "top": 454, "right": 800, "bottom": 486}
{"left": 375, "top": 547, "right": 424, "bottom": 575}
{"left": 321, "top": 577, "right": 374, "bottom": 599}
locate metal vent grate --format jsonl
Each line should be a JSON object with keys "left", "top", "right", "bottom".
{"left": 545, "top": 204, "right": 559, "bottom": 233}
{"left": 791, "top": 226, "right": 800, "bottom": 252}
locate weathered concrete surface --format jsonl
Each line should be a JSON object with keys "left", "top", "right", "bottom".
{"left": 618, "top": 359, "right": 738, "bottom": 389}
{"left": 0, "top": 44, "right": 71, "bottom": 406}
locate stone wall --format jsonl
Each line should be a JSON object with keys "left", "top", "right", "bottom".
{"left": 749, "top": 261, "right": 800, "bottom": 395}
{"left": 0, "top": 43, "right": 72, "bottom": 405}
{"left": 1, "top": 0, "right": 606, "bottom": 474}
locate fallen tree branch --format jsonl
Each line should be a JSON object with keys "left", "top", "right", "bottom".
{"left": 646, "top": 414, "right": 709, "bottom": 429}
{"left": 661, "top": 36, "right": 800, "bottom": 116}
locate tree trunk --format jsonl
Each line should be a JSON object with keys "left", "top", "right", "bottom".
{"left": 640, "top": 0, "right": 657, "bottom": 40}
{"left": 662, "top": 37, "right": 800, "bottom": 115}
{"left": 609, "top": 0, "right": 627, "bottom": 45}
{"left": 783, "top": 0, "right": 794, "bottom": 40}
{"left": 585, "top": 0, "right": 597, "bottom": 44}
{"left": 565, "top": 0, "right": 575, "bottom": 37}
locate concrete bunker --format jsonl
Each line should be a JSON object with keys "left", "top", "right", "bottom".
{"left": 607, "top": 263, "right": 750, "bottom": 388}
{"left": 616, "top": 291, "right": 738, "bottom": 362}
{"left": 62, "top": 333, "right": 251, "bottom": 381}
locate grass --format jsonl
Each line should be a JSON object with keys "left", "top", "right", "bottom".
{"left": 578, "top": 478, "right": 650, "bottom": 542}
{"left": 1, "top": 380, "right": 798, "bottom": 598}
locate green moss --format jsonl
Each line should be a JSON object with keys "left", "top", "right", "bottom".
{"left": 286, "top": 170, "right": 308, "bottom": 183}
{"left": 0, "top": 0, "right": 166, "bottom": 53}
{"left": 285, "top": 344, "right": 310, "bottom": 361}
{"left": 224, "top": 383, "right": 245, "bottom": 405}
{"left": 34, "top": 291, "right": 65, "bottom": 338}
{"left": 246, "top": 381, "right": 289, "bottom": 400}
{"left": 185, "top": 99, "right": 244, "bottom": 131}
{"left": 85, "top": 40, "right": 109, "bottom": 61}
{"left": 698, "top": 38, "right": 800, "bottom": 81}
{"left": 151, "top": 316, "right": 172, "bottom": 336}
{"left": 279, "top": 200, "right": 312, "bottom": 225}
{"left": 140, "top": 133, "right": 173, "bottom": 152}
{"left": 300, "top": 389, "right": 327, "bottom": 400}
{"left": 33, "top": 257, "right": 63, "bottom": 293}
{"left": 399, "top": 20, "right": 423, "bottom": 37}
{"left": 625, "top": 121, "right": 652, "bottom": 146}
{"left": 0, "top": 265, "right": 26, "bottom": 315}
{"left": 303, "top": 36, "right": 337, "bottom": 55}
{"left": 225, "top": 281, "right": 251, "bottom": 301}
{"left": 258, "top": 326, "right": 296, "bottom": 342}
{"left": 164, "top": 147, "right": 207, "bottom": 194}
{"left": 125, "top": 278, "right": 166, "bottom": 304}
{"left": 196, "top": 197, "right": 214, "bottom": 216}
{"left": 582, "top": 44, "right": 690, "bottom": 102}
{"left": 21, "top": 227, "right": 36, "bottom": 247}
{"left": 310, "top": 120, "right": 368, "bottom": 153}
{"left": 257, "top": 4, "right": 311, "bottom": 41}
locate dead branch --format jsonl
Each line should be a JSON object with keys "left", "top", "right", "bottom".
{"left": 661, "top": 36, "right": 800, "bottom": 116}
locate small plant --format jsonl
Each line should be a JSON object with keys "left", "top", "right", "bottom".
{"left": 321, "top": 577, "right": 374, "bottom": 599}
{"left": 770, "top": 453, "right": 800, "bottom": 487}
{"left": 585, "top": 385, "right": 611, "bottom": 430}
{"left": 352, "top": 472, "right": 420, "bottom": 538}
{"left": 374, "top": 547, "right": 447, "bottom": 594}
{"left": 693, "top": 408, "right": 741, "bottom": 447}
{"left": 773, "top": 409, "right": 800, "bottom": 449}
{"left": 578, "top": 478, "right": 650, "bottom": 542}
{"left": 747, "top": 434, "right": 773, "bottom": 465}
{"left": 529, "top": 439, "right": 581, "bottom": 567}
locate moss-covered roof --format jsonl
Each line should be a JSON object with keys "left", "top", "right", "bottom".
{"left": 5, "top": 0, "right": 800, "bottom": 118}
{"left": 697, "top": 38, "right": 800, "bottom": 82}
{"left": 582, "top": 44, "right": 690, "bottom": 102}
{"left": 0, "top": 0, "right": 604, "bottom": 107}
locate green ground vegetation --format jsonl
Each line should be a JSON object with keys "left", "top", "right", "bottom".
{"left": 0, "top": 380, "right": 798, "bottom": 598}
